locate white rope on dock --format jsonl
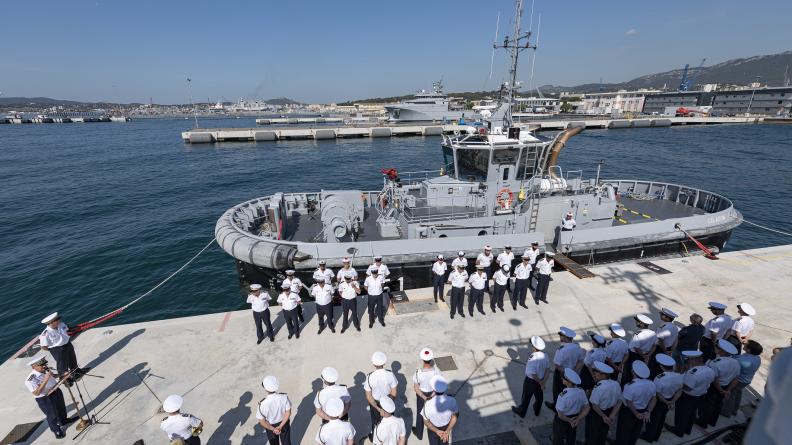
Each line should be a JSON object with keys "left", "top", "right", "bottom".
{"left": 743, "top": 219, "right": 792, "bottom": 237}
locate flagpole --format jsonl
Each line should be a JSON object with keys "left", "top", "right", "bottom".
{"left": 187, "top": 77, "right": 198, "bottom": 129}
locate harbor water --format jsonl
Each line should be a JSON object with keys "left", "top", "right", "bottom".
{"left": 0, "top": 118, "right": 790, "bottom": 359}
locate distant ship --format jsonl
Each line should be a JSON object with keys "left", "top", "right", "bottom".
{"left": 385, "top": 80, "right": 477, "bottom": 122}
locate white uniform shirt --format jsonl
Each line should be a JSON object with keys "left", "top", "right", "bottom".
{"left": 705, "top": 314, "right": 734, "bottom": 340}
{"left": 432, "top": 261, "right": 447, "bottom": 276}
{"left": 367, "top": 263, "right": 390, "bottom": 278}
{"left": 708, "top": 356, "right": 740, "bottom": 386}
{"left": 338, "top": 281, "right": 359, "bottom": 300}
{"left": 277, "top": 291, "right": 301, "bottom": 311}
{"left": 256, "top": 393, "right": 291, "bottom": 424}
{"left": 654, "top": 371, "right": 683, "bottom": 401}
{"left": 524, "top": 351, "right": 549, "bottom": 380}
{"left": 561, "top": 217, "right": 576, "bottom": 230}
{"left": 364, "top": 275, "right": 385, "bottom": 296}
{"left": 451, "top": 257, "right": 468, "bottom": 269}
{"left": 337, "top": 267, "right": 358, "bottom": 282}
{"left": 39, "top": 322, "right": 70, "bottom": 348}
{"left": 523, "top": 248, "right": 540, "bottom": 265}
{"left": 476, "top": 253, "right": 493, "bottom": 268}
{"left": 556, "top": 387, "right": 588, "bottom": 416}
{"left": 160, "top": 413, "right": 202, "bottom": 440}
{"left": 422, "top": 394, "right": 458, "bottom": 427}
{"left": 496, "top": 251, "right": 514, "bottom": 267}
{"left": 373, "top": 415, "right": 406, "bottom": 445}
{"left": 364, "top": 368, "right": 398, "bottom": 400}
{"left": 629, "top": 329, "right": 657, "bottom": 355}
{"left": 314, "top": 384, "right": 351, "bottom": 411}
{"left": 413, "top": 365, "right": 442, "bottom": 393}
{"left": 622, "top": 378, "right": 656, "bottom": 410}
{"left": 656, "top": 322, "right": 679, "bottom": 349}
{"left": 605, "top": 338, "right": 629, "bottom": 364}
{"left": 448, "top": 270, "right": 468, "bottom": 288}
{"left": 247, "top": 292, "right": 272, "bottom": 312}
{"left": 683, "top": 365, "right": 716, "bottom": 396}
{"left": 493, "top": 269, "right": 510, "bottom": 285}
{"left": 514, "top": 262, "right": 532, "bottom": 279}
{"left": 536, "top": 258, "right": 554, "bottom": 275}
{"left": 468, "top": 272, "right": 487, "bottom": 290}
{"left": 731, "top": 316, "right": 755, "bottom": 337}
{"left": 554, "top": 342, "right": 584, "bottom": 369}
{"left": 590, "top": 379, "right": 622, "bottom": 410}
{"left": 311, "top": 284, "right": 334, "bottom": 306}
{"left": 313, "top": 268, "right": 335, "bottom": 285}
{"left": 584, "top": 347, "right": 607, "bottom": 368}
{"left": 283, "top": 276, "right": 303, "bottom": 294}
{"left": 316, "top": 419, "right": 355, "bottom": 445}
{"left": 25, "top": 369, "right": 57, "bottom": 398}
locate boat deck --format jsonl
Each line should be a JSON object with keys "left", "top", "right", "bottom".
{"left": 614, "top": 196, "right": 704, "bottom": 225}
{"left": 3, "top": 245, "right": 791, "bottom": 444}
{"left": 285, "top": 209, "right": 389, "bottom": 242}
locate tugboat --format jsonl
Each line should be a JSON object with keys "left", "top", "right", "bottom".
{"left": 214, "top": 0, "right": 742, "bottom": 293}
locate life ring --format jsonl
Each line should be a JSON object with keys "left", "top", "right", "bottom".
{"left": 496, "top": 188, "right": 513, "bottom": 209}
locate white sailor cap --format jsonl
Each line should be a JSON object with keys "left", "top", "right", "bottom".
{"left": 262, "top": 375, "right": 279, "bottom": 392}
{"left": 437, "top": 254, "right": 444, "bottom": 260}
{"left": 563, "top": 368, "right": 581, "bottom": 385}
{"left": 660, "top": 308, "right": 678, "bottom": 319}
{"left": 717, "top": 339, "right": 738, "bottom": 355}
{"left": 250, "top": 283, "right": 262, "bottom": 290}
{"left": 632, "top": 360, "right": 650, "bottom": 378}
{"left": 430, "top": 375, "right": 448, "bottom": 393}
{"left": 610, "top": 323, "right": 626, "bottom": 337}
{"left": 682, "top": 350, "right": 703, "bottom": 358}
{"left": 371, "top": 351, "right": 387, "bottom": 366}
{"left": 655, "top": 354, "right": 675, "bottom": 368}
{"left": 505, "top": 245, "right": 512, "bottom": 249}
{"left": 319, "top": 260, "right": 326, "bottom": 265}
{"left": 280, "top": 282, "right": 291, "bottom": 289}
{"left": 379, "top": 396, "right": 396, "bottom": 414}
{"left": 521, "top": 254, "right": 530, "bottom": 260}
{"left": 590, "top": 334, "right": 606, "bottom": 346}
{"left": 371, "top": 268, "right": 379, "bottom": 273}
{"left": 285, "top": 269, "right": 295, "bottom": 275}
{"left": 738, "top": 303, "right": 756, "bottom": 316}
{"left": 343, "top": 274, "right": 352, "bottom": 279}
{"left": 593, "top": 361, "right": 614, "bottom": 374}
{"left": 457, "top": 251, "right": 465, "bottom": 256}
{"left": 162, "top": 395, "right": 183, "bottom": 413}
{"left": 635, "top": 314, "right": 654, "bottom": 325}
{"left": 566, "top": 211, "right": 574, "bottom": 217}
{"left": 324, "top": 398, "right": 345, "bottom": 418}
{"left": 27, "top": 354, "right": 48, "bottom": 367}
{"left": 545, "top": 252, "right": 555, "bottom": 257}
{"left": 502, "top": 264, "right": 510, "bottom": 271}
{"left": 558, "top": 326, "right": 576, "bottom": 339}
{"left": 531, "top": 242, "right": 539, "bottom": 246}
{"left": 41, "top": 312, "right": 60, "bottom": 324}
{"left": 530, "top": 336, "right": 546, "bottom": 351}
{"left": 321, "top": 367, "right": 339, "bottom": 383}
{"left": 484, "top": 245, "right": 492, "bottom": 251}
{"left": 374, "top": 255, "right": 383, "bottom": 261}
{"left": 476, "top": 264, "right": 484, "bottom": 270}
{"left": 708, "top": 301, "right": 727, "bottom": 310}
{"left": 420, "top": 348, "right": 434, "bottom": 361}
{"left": 342, "top": 257, "right": 350, "bottom": 263}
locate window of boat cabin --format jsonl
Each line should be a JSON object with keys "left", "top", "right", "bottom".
{"left": 442, "top": 145, "right": 456, "bottom": 177}
{"left": 456, "top": 148, "right": 489, "bottom": 181}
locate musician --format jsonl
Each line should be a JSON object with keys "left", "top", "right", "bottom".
{"left": 25, "top": 355, "right": 74, "bottom": 439}
{"left": 39, "top": 312, "right": 89, "bottom": 380}
{"left": 160, "top": 395, "right": 203, "bottom": 445}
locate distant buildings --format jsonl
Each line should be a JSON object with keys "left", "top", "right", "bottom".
{"left": 578, "top": 90, "right": 660, "bottom": 115}
{"left": 710, "top": 86, "right": 792, "bottom": 116}
{"left": 641, "top": 91, "right": 716, "bottom": 115}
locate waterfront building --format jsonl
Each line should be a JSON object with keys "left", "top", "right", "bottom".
{"left": 578, "top": 90, "right": 660, "bottom": 115}
{"left": 711, "top": 86, "right": 792, "bottom": 116}
{"left": 642, "top": 91, "right": 716, "bottom": 115}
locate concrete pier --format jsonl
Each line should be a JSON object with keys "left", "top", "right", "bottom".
{"left": 2, "top": 244, "right": 790, "bottom": 444}
{"left": 256, "top": 117, "right": 345, "bottom": 125}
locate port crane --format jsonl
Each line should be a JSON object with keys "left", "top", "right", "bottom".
{"left": 678, "top": 58, "right": 706, "bottom": 91}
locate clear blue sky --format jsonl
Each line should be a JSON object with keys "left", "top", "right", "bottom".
{"left": 2, "top": 0, "right": 790, "bottom": 104}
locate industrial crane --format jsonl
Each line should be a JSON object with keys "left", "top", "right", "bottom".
{"left": 678, "top": 58, "right": 707, "bottom": 91}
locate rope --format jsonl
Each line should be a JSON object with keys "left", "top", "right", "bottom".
{"left": 743, "top": 219, "right": 792, "bottom": 237}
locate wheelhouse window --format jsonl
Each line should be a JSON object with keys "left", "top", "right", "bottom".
{"left": 517, "top": 146, "right": 540, "bottom": 179}
{"left": 442, "top": 145, "right": 456, "bottom": 177}
{"left": 492, "top": 148, "right": 519, "bottom": 165}
{"left": 456, "top": 148, "right": 489, "bottom": 181}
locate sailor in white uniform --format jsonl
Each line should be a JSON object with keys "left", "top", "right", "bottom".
{"left": 467, "top": 265, "right": 487, "bottom": 316}
{"left": 373, "top": 396, "right": 406, "bottom": 445}
{"left": 283, "top": 270, "right": 305, "bottom": 322}
{"left": 697, "top": 339, "right": 739, "bottom": 428}
{"left": 512, "top": 255, "right": 532, "bottom": 308}
{"left": 431, "top": 255, "right": 448, "bottom": 302}
{"left": 641, "top": 354, "right": 682, "bottom": 443}
{"left": 248, "top": 284, "right": 274, "bottom": 344}
{"left": 605, "top": 323, "right": 629, "bottom": 381}
{"left": 534, "top": 252, "right": 554, "bottom": 303}
{"left": 553, "top": 368, "right": 589, "bottom": 445}
{"left": 622, "top": 314, "right": 656, "bottom": 386}
{"left": 490, "top": 264, "right": 510, "bottom": 312}
{"left": 512, "top": 336, "right": 550, "bottom": 418}
{"left": 580, "top": 333, "right": 607, "bottom": 391}
{"left": 367, "top": 256, "right": 391, "bottom": 279}
{"left": 39, "top": 312, "right": 88, "bottom": 380}
{"left": 364, "top": 269, "right": 387, "bottom": 328}
{"left": 496, "top": 245, "right": 515, "bottom": 269}
{"left": 315, "top": 367, "right": 351, "bottom": 423}
{"left": 338, "top": 275, "right": 361, "bottom": 332}
{"left": 451, "top": 251, "right": 468, "bottom": 270}
{"left": 550, "top": 327, "right": 585, "bottom": 406}
{"left": 585, "top": 361, "right": 621, "bottom": 445}
{"left": 313, "top": 260, "right": 335, "bottom": 288}
{"left": 412, "top": 348, "right": 442, "bottom": 439}
{"left": 421, "top": 376, "right": 459, "bottom": 445}
{"left": 160, "top": 395, "right": 203, "bottom": 445}
{"left": 616, "top": 361, "right": 656, "bottom": 445}
{"left": 257, "top": 376, "right": 292, "bottom": 445}
{"left": 700, "top": 301, "right": 733, "bottom": 360}
{"left": 523, "top": 242, "right": 541, "bottom": 290}
{"left": 364, "top": 352, "right": 398, "bottom": 440}
{"left": 25, "top": 355, "right": 73, "bottom": 439}
{"left": 277, "top": 283, "right": 302, "bottom": 339}
{"left": 668, "top": 350, "right": 715, "bottom": 437}
{"left": 728, "top": 302, "right": 756, "bottom": 352}
{"left": 315, "top": 398, "right": 355, "bottom": 445}
{"left": 311, "top": 277, "right": 336, "bottom": 334}
{"left": 476, "top": 245, "right": 494, "bottom": 295}
{"left": 446, "top": 265, "right": 468, "bottom": 319}
{"left": 652, "top": 307, "right": 679, "bottom": 378}
{"left": 561, "top": 211, "right": 576, "bottom": 231}
{"left": 336, "top": 257, "right": 358, "bottom": 283}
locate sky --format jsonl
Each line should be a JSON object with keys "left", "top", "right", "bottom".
{"left": 2, "top": 0, "right": 791, "bottom": 104}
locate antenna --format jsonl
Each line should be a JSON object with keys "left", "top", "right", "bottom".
{"left": 529, "top": 13, "right": 541, "bottom": 92}
{"left": 492, "top": 0, "right": 535, "bottom": 129}
{"left": 489, "top": 11, "right": 501, "bottom": 81}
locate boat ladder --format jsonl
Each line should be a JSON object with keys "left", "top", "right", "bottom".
{"left": 552, "top": 250, "right": 596, "bottom": 279}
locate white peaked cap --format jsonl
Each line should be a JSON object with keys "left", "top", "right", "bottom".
{"left": 27, "top": 355, "right": 47, "bottom": 367}
{"left": 342, "top": 257, "right": 350, "bottom": 263}
{"left": 708, "top": 301, "right": 727, "bottom": 310}
{"left": 324, "top": 398, "right": 345, "bottom": 417}
{"left": 484, "top": 245, "right": 492, "bottom": 250}
{"left": 420, "top": 348, "right": 434, "bottom": 361}
{"left": 559, "top": 326, "right": 576, "bottom": 339}
{"left": 660, "top": 307, "right": 678, "bottom": 318}
{"left": 738, "top": 303, "right": 756, "bottom": 316}
{"left": 632, "top": 361, "right": 650, "bottom": 379}
{"left": 250, "top": 284, "right": 262, "bottom": 290}
{"left": 41, "top": 312, "right": 59, "bottom": 324}
{"left": 458, "top": 251, "right": 465, "bottom": 256}
{"left": 593, "top": 361, "right": 614, "bottom": 374}
{"left": 379, "top": 396, "right": 396, "bottom": 413}
{"left": 431, "top": 375, "right": 448, "bottom": 393}
{"left": 635, "top": 314, "right": 653, "bottom": 325}
{"left": 655, "top": 354, "right": 675, "bottom": 367}
{"left": 262, "top": 376, "right": 279, "bottom": 392}
{"left": 162, "top": 395, "right": 183, "bottom": 413}
{"left": 371, "top": 351, "right": 387, "bottom": 366}
{"left": 437, "top": 254, "right": 444, "bottom": 259}
{"left": 717, "top": 339, "right": 738, "bottom": 355}
{"left": 682, "top": 350, "right": 703, "bottom": 358}
{"left": 502, "top": 264, "right": 510, "bottom": 271}
{"left": 610, "top": 323, "right": 626, "bottom": 337}
{"left": 281, "top": 282, "right": 291, "bottom": 289}
{"left": 563, "top": 368, "right": 581, "bottom": 385}
{"left": 321, "top": 367, "right": 339, "bottom": 383}
{"left": 531, "top": 336, "right": 546, "bottom": 350}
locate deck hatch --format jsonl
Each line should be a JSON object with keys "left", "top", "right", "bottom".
{"left": 638, "top": 261, "right": 672, "bottom": 274}
{"left": 1, "top": 421, "right": 43, "bottom": 444}
{"left": 434, "top": 355, "right": 458, "bottom": 371}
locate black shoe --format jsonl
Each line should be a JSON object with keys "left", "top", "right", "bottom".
{"left": 512, "top": 306, "right": 518, "bottom": 311}
{"left": 288, "top": 333, "right": 294, "bottom": 339}
{"left": 440, "top": 297, "right": 445, "bottom": 302}
{"left": 55, "top": 431, "right": 65, "bottom": 439}
{"left": 356, "top": 327, "right": 361, "bottom": 332}
{"left": 341, "top": 327, "right": 347, "bottom": 333}
{"left": 318, "top": 327, "right": 324, "bottom": 335}
{"left": 478, "top": 310, "right": 486, "bottom": 315}
{"left": 520, "top": 304, "right": 528, "bottom": 308}
{"left": 500, "top": 307, "right": 505, "bottom": 312}
{"left": 460, "top": 313, "right": 466, "bottom": 318}
{"left": 257, "top": 338, "right": 263, "bottom": 345}
{"left": 380, "top": 321, "right": 386, "bottom": 327}
{"left": 330, "top": 328, "right": 336, "bottom": 333}
{"left": 664, "top": 423, "right": 683, "bottom": 437}
{"left": 450, "top": 315, "right": 454, "bottom": 319}
{"left": 369, "top": 322, "right": 374, "bottom": 328}
{"left": 295, "top": 332, "right": 300, "bottom": 339}
{"left": 269, "top": 336, "right": 275, "bottom": 342}
{"left": 468, "top": 312, "right": 474, "bottom": 317}
{"left": 511, "top": 406, "right": 525, "bottom": 418}
{"left": 541, "top": 299, "right": 548, "bottom": 304}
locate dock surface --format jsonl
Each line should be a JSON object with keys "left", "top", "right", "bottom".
{"left": 2, "top": 245, "right": 791, "bottom": 444}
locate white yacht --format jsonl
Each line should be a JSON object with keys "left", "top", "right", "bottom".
{"left": 385, "top": 80, "right": 477, "bottom": 122}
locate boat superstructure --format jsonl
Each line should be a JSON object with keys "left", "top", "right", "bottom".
{"left": 384, "top": 80, "right": 475, "bottom": 123}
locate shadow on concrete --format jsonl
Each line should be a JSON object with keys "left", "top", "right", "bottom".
{"left": 239, "top": 423, "right": 266, "bottom": 445}
{"left": 291, "top": 378, "right": 323, "bottom": 444}
{"left": 205, "top": 391, "right": 253, "bottom": 445}
{"left": 391, "top": 360, "right": 414, "bottom": 441}
{"left": 83, "top": 329, "right": 146, "bottom": 371}
{"left": 88, "top": 361, "right": 150, "bottom": 417}
{"left": 348, "top": 371, "right": 370, "bottom": 442}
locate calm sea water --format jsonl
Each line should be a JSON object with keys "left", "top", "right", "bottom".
{"left": 1, "top": 119, "right": 790, "bottom": 359}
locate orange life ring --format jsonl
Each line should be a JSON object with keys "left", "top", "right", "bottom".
{"left": 496, "top": 188, "right": 513, "bottom": 209}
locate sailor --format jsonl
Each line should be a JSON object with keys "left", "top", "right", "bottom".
{"left": 696, "top": 339, "right": 739, "bottom": 428}
{"left": 257, "top": 376, "right": 292, "bottom": 445}
{"left": 700, "top": 301, "right": 733, "bottom": 361}
{"left": 313, "top": 260, "right": 335, "bottom": 289}
{"left": 652, "top": 308, "right": 679, "bottom": 378}
{"left": 728, "top": 302, "right": 756, "bottom": 352}
{"left": 314, "top": 398, "right": 355, "bottom": 445}
{"left": 451, "top": 251, "right": 468, "bottom": 269}
{"left": 247, "top": 284, "right": 274, "bottom": 344}
{"left": 585, "top": 362, "right": 622, "bottom": 445}
{"left": 640, "top": 354, "right": 682, "bottom": 443}
{"left": 615, "top": 361, "right": 656, "bottom": 445}
{"left": 511, "top": 336, "right": 550, "bottom": 418}
{"left": 476, "top": 245, "right": 494, "bottom": 294}
{"left": 675, "top": 314, "right": 705, "bottom": 366}
{"left": 311, "top": 277, "right": 336, "bottom": 334}
{"left": 446, "top": 264, "right": 468, "bottom": 319}
{"left": 314, "top": 367, "right": 351, "bottom": 423}
{"left": 622, "top": 314, "right": 656, "bottom": 386}
{"left": 605, "top": 323, "right": 629, "bottom": 381}
{"left": 512, "top": 255, "right": 532, "bottom": 308}
{"left": 277, "top": 283, "right": 302, "bottom": 339}
{"left": 25, "top": 355, "right": 73, "bottom": 439}
{"left": 431, "top": 255, "right": 448, "bottom": 303}
{"left": 367, "top": 255, "right": 391, "bottom": 279}
{"left": 372, "top": 396, "right": 406, "bottom": 445}
{"left": 552, "top": 368, "right": 589, "bottom": 445}
{"left": 338, "top": 275, "right": 361, "bottom": 333}
{"left": 580, "top": 333, "right": 607, "bottom": 391}
{"left": 523, "top": 242, "right": 541, "bottom": 290}
{"left": 549, "top": 327, "right": 585, "bottom": 407}
{"left": 467, "top": 265, "right": 487, "bottom": 316}
{"left": 490, "top": 264, "right": 510, "bottom": 313}
{"left": 496, "top": 245, "right": 515, "bottom": 269}
{"left": 667, "top": 350, "right": 715, "bottom": 437}
{"left": 160, "top": 395, "right": 203, "bottom": 445}
{"left": 412, "top": 348, "right": 442, "bottom": 439}
{"left": 534, "top": 252, "right": 554, "bottom": 304}
{"left": 421, "top": 376, "right": 459, "bottom": 445}
{"left": 722, "top": 339, "right": 763, "bottom": 418}
{"left": 364, "top": 268, "right": 387, "bottom": 328}
{"left": 364, "top": 352, "right": 398, "bottom": 440}
{"left": 336, "top": 257, "right": 359, "bottom": 283}
{"left": 561, "top": 211, "right": 576, "bottom": 231}
{"left": 283, "top": 270, "right": 305, "bottom": 322}
{"left": 39, "top": 312, "right": 88, "bottom": 381}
